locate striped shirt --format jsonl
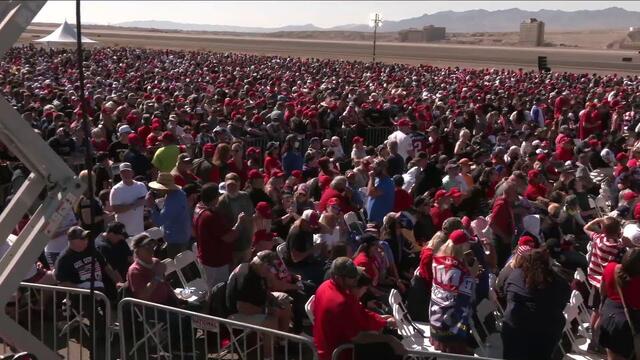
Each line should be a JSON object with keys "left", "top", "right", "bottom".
{"left": 587, "top": 233, "right": 623, "bottom": 288}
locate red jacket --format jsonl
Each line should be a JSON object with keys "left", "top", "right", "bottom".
{"left": 313, "top": 279, "right": 386, "bottom": 360}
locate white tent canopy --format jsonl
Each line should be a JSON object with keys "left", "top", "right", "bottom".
{"left": 34, "top": 20, "right": 96, "bottom": 45}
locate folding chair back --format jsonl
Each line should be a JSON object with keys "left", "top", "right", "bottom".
{"left": 174, "top": 250, "right": 209, "bottom": 296}
{"left": 305, "top": 295, "right": 315, "bottom": 325}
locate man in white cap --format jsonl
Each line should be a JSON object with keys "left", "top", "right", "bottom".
{"left": 108, "top": 124, "right": 132, "bottom": 162}
{"left": 109, "top": 162, "right": 147, "bottom": 237}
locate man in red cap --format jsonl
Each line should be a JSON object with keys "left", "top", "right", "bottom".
{"left": 387, "top": 118, "right": 414, "bottom": 161}
{"left": 152, "top": 131, "right": 180, "bottom": 173}
{"left": 525, "top": 169, "right": 550, "bottom": 203}
{"left": 429, "top": 189, "right": 453, "bottom": 231}
{"left": 192, "top": 143, "right": 219, "bottom": 184}
{"left": 350, "top": 136, "right": 366, "bottom": 161}
{"left": 123, "top": 133, "right": 153, "bottom": 177}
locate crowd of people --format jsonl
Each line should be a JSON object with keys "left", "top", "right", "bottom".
{"left": 2, "top": 43, "right": 640, "bottom": 360}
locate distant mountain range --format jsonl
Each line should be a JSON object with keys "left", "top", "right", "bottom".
{"left": 116, "top": 7, "right": 640, "bottom": 33}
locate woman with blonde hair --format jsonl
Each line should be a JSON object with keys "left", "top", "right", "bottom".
{"left": 407, "top": 217, "right": 463, "bottom": 321}
{"left": 454, "top": 128, "right": 472, "bottom": 157}
{"left": 429, "top": 229, "right": 479, "bottom": 355}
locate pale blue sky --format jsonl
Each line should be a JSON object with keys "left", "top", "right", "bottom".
{"left": 34, "top": 1, "right": 640, "bottom": 28}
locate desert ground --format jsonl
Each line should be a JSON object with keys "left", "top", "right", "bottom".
{"left": 19, "top": 24, "right": 640, "bottom": 75}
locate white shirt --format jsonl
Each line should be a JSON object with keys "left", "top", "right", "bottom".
{"left": 45, "top": 204, "right": 77, "bottom": 254}
{"left": 387, "top": 130, "right": 413, "bottom": 160}
{"left": 109, "top": 180, "right": 148, "bottom": 236}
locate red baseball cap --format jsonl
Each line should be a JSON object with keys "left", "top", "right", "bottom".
{"left": 248, "top": 169, "right": 263, "bottom": 180}
{"left": 255, "top": 202, "right": 272, "bottom": 219}
{"left": 327, "top": 197, "right": 341, "bottom": 211}
{"left": 396, "top": 119, "right": 411, "bottom": 127}
{"left": 449, "top": 229, "right": 469, "bottom": 245}
{"left": 617, "top": 153, "right": 629, "bottom": 162}
{"left": 434, "top": 189, "right": 449, "bottom": 201}
{"left": 624, "top": 191, "right": 638, "bottom": 202}
{"left": 291, "top": 170, "right": 303, "bottom": 179}
{"left": 252, "top": 229, "right": 275, "bottom": 246}
{"left": 528, "top": 169, "right": 541, "bottom": 181}
{"left": 159, "top": 131, "right": 176, "bottom": 142}
{"left": 203, "top": 143, "right": 216, "bottom": 156}
{"left": 127, "top": 133, "right": 141, "bottom": 146}
{"left": 353, "top": 136, "right": 364, "bottom": 144}
{"left": 517, "top": 235, "right": 537, "bottom": 256}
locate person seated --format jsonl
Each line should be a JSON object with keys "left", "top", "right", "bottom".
{"left": 313, "top": 257, "right": 396, "bottom": 360}
{"left": 227, "top": 250, "right": 292, "bottom": 359}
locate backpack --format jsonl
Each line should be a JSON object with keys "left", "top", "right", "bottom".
{"left": 207, "top": 281, "right": 230, "bottom": 319}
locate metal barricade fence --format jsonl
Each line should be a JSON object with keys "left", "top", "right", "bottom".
{"left": 332, "top": 344, "right": 500, "bottom": 360}
{"left": 364, "top": 127, "right": 394, "bottom": 147}
{"left": 118, "top": 297, "right": 318, "bottom": 360}
{"left": 0, "top": 282, "right": 112, "bottom": 360}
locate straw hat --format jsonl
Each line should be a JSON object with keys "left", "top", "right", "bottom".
{"left": 149, "top": 172, "right": 180, "bottom": 191}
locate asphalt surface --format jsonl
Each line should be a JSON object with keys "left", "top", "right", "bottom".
{"left": 22, "top": 26, "right": 640, "bottom": 74}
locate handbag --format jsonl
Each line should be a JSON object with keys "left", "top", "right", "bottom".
{"left": 615, "top": 268, "right": 640, "bottom": 360}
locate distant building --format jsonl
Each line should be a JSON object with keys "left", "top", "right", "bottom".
{"left": 519, "top": 18, "right": 545, "bottom": 46}
{"left": 399, "top": 25, "right": 446, "bottom": 43}
{"left": 621, "top": 26, "right": 640, "bottom": 49}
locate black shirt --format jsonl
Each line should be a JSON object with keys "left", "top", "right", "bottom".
{"left": 55, "top": 247, "right": 108, "bottom": 290}
{"left": 48, "top": 136, "right": 76, "bottom": 157}
{"left": 108, "top": 141, "right": 129, "bottom": 162}
{"left": 123, "top": 148, "right": 152, "bottom": 178}
{"left": 285, "top": 225, "right": 314, "bottom": 266}
{"left": 387, "top": 153, "right": 405, "bottom": 177}
{"left": 248, "top": 188, "right": 274, "bottom": 207}
{"left": 95, "top": 235, "right": 132, "bottom": 278}
{"left": 226, "top": 263, "right": 268, "bottom": 313}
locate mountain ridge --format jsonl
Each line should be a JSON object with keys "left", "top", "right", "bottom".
{"left": 114, "top": 7, "right": 640, "bottom": 33}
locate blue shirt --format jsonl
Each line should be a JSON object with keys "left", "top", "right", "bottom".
{"left": 150, "top": 189, "right": 191, "bottom": 245}
{"left": 367, "top": 176, "right": 395, "bottom": 224}
{"left": 282, "top": 151, "right": 303, "bottom": 176}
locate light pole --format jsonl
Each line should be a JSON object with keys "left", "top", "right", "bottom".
{"left": 369, "top": 13, "right": 382, "bottom": 63}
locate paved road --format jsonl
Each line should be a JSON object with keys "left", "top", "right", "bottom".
{"left": 23, "top": 26, "right": 640, "bottom": 74}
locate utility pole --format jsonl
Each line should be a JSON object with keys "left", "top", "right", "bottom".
{"left": 369, "top": 13, "right": 382, "bottom": 63}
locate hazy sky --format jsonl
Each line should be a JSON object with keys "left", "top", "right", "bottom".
{"left": 34, "top": 1, "right": 640, "bottom": 28}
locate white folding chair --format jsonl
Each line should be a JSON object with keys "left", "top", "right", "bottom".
{"left": 570, "top": 291, "right": 592, "bottom": 334}
{"left": 344, "top": 212, "right": 364, "bottom": 235}
{"left": 387, "top": 289, "right": 433, "bottom": 351}
{"left": 174, "top": 250, "right": 209, "bottom": 297}
{"left": 562, "top": 302, "right": 591, "bottom": 356}
{"left": 574, "top": 268, "right": 596, "bottom": 308}
{"left": 305, "top": 295, "right": 315, "bottom": 325}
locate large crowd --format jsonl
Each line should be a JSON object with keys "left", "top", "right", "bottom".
{"left": 1, "top": 44, "right": 640, "bottom": 360}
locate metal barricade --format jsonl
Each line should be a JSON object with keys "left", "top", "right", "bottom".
{"left": 332, "top": 343, "right": 500, "bottom": 360}
{"left": 118, "top": 297, "right": 318, "bottom": 360}
{"left": 364, "top": 127, "right": 394, "bottom": 147}
{"left": 1, "top": 282, "right": 112, "bottom": 360}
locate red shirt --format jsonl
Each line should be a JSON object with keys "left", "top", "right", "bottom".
{"left": 393, "top": 188, "right": 413, "bottom": 212}
{"left": 264, "top": 155, "right": 282, "bottom": 176}
{"left": 91, "top": 139, "right": 109, "bottom": 152}
{"left": 127, "top": 260, "right": 177, "bottom": 305}
{"left": 313, "top": 279, "right": 386, "bottom": 360}
{"left": 556, "top": 146, "right": 574, "bottom": 162}
{"left": 490, "top": 196, "right": 514, "bottom": 242}
{"left": 353, "top": 252, "right": 379, "bottom": 285}
{"left": 525, "top": 183, "right": 547, "bottom": 201}
{"left": 429, "top": 205, "right": 453, "bottom": 231}
{"left": 603, "top": 262, "right": 640, "bottom": 310}
{"left": 193, "top": 204, "right": 233, "bottom": 267}
{"left": 418, "top": 246, "right": 435, "bottom": 285}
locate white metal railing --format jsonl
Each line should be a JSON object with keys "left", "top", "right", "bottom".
{"left": 332, "top": 343, "right": 501, "bottom": 360}
{"left": 1, "top": 282, "right": 113, "bottom": 360}
{"left": 117, "top": 297, "right": 318, "bottom": 360}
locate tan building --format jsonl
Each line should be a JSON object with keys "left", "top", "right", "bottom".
{"left": 519, "top": 18, "right": 545, "bottom": 46}
{"left": 399, "top": 25, "right": 446, "bottom": 43}
{"left": 620, "top": 26, "right": 640, "bottom": 49}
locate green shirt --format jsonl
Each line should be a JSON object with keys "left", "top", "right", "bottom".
{"left": 151, "top": 145, "right": 180, "bottom": 173}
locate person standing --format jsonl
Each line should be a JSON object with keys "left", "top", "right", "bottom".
{"left": 598, "top": 248, "right": 640, "bottom": 360}
{"left": 109, "top": 162, "right": 147, "bottom": 238}
{"left": 366, "top": 159, "right": 395, "bottom": 225}
{"left": 146, "top": 173, "right": 191, "bottom": 259}
{"left": 501, "top": 249, "right": 570, "bottom": 360}
{"left": 193, "top": 183, "right": 248, "bottom": 288}
{"left": 387, "top": 118, "right": 414, "bottom": 161}
{"left": 217, "top": 173, "right": 255, "bottom": 267}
